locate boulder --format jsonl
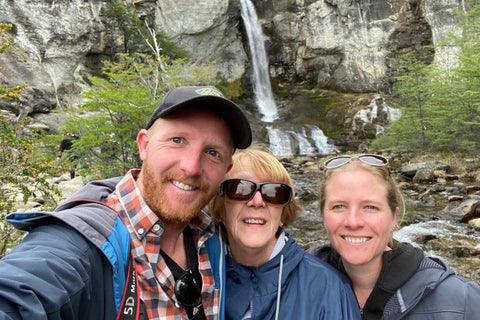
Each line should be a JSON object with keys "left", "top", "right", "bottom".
{"left": 436, "top": 199, "right": 480, "bottom": 222}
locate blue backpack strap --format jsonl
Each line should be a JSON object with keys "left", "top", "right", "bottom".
{"left": 205, "top": 233, "right": 226, "bottom": 320}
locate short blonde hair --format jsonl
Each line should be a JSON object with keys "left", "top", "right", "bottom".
{"left": 210, "top": 148, "right": 303, "bottom": 235}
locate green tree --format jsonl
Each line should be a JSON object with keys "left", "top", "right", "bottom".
{"left": 446, "top": 1, "right": 480, "bottom": 149}
{"left": 62, "top": 52, "right": 217, "bottom": 178}
{"left": 0, "top": 22, "right": 59, "bottom": 254}
{"left": 373, "top": 51, "right": 437, "bottom": 151}
{"left": 413, "top": 1, "right": 480, "bottom": 151}
{"left": 374, "top": 1, "right": 480, "bottom": 153}
{"left": 0, "top": 117, "right": 61, "bottom": 256}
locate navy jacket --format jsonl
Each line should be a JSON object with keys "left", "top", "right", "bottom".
{"left": 224, "top": 235, "right": 361, "bottom": 320}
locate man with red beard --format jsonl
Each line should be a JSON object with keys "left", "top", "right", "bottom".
{"left": 0, "top": 86, "right": 252, "bottom": 320}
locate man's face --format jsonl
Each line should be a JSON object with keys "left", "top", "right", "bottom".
{"left": 137, "top": 108, "right": 234, "bottom": 225}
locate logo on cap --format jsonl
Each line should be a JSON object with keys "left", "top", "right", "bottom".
{"left": 195, "top": 88, "right": 225, "bottom": 98}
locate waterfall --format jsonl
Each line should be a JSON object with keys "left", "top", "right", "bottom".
{"left": 267, "top": 125, "right": 336, "bottom": 156}
{"left": 309, "top": 125, "right": 337, "bottom": 154}
{"left": 239, "top": 0, "right": 337, "bottom": 155}
{"left": 291, "top": 129, "right": 315, "bottom": 155}
{"left": 240, "top": 0, "right": 278, "bottom": 122}
{"left": 267, "top": 127, "right": 292, "bottom": 156}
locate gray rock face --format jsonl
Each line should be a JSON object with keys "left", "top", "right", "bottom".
{"left": 154, "top": 0, "right": 247, "bottom": 82}
{"left": 0, "top": 0, "right": 465, "bottom": 120}
{"left": 264, "top": 0, "right": 463, "bottom": 92}
{"left": 0, "top": 0, "right": 121, "bottom": 116}
{"left": 273, "top": 0, "right": 398, "bottom": 91}
{"left": 425, "top": 0, "right": 467, "bottom": 69}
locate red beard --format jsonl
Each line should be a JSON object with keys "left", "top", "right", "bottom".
{"left": 140, "top": 159, "right": 216, "bottom": 225}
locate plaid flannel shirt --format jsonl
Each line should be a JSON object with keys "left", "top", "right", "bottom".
{"left": 106, "top": 169, "right": 219, "bottom": 319}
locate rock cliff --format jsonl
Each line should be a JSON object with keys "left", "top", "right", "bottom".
{"left": 0, "top": 0, "right": 466, "bottom": 123}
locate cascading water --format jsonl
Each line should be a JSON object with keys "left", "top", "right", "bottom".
{"left": 291, "top": 129, "right": 315, "bottom": 155}
{"left": 267, "top": 127, "right": 292, "bottom": 156}
{"left": 240, "top": 0, "right": 278, "bottom": 122}
{"left": 240, "top": 0, "right": 336, "bottom": 156}
{"left": 267, "top": 125, "right": 336, "bottom": 156}
{"left": 309, "top": 125, "right": 337, "bottom": 154}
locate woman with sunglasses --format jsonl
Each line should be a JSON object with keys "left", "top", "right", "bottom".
{"left": 209, "top": 149, "right": 361, "bottom": 320}
{"left": 309, "top": 154, "right": 480, "bottom": 319}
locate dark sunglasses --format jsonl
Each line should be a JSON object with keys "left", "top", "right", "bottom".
{"left": 174, "top": 269, "right": 206, "bottom": 320}
{"left": 324, "top": 154, "right": 389, "bottom": 170}
{"left": 220, "top": 179, "right": 292, "bottom": 205}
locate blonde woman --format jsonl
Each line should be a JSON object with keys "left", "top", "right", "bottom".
{"left": 309, "top": 154, "right": 480, "bottom": 319}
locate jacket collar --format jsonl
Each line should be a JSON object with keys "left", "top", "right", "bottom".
{"left": 224, "top": 235, "right": 303, "bottom": 319}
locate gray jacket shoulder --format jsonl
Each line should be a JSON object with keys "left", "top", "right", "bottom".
{"left": 384, "top": 257, "right": 480, "bottom": 319}
{"left": 8, "top": 177, "right": 123, "bottom": 250}
{"left": 54, "top": 177, "right": 123, "bottom": 249}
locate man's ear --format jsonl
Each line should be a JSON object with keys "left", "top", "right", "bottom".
{"left": 136, "top": 129, "right": 149, "bottom": 161}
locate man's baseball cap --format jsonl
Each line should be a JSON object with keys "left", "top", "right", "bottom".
{"left": 146, "top": 86, "right": 252, "bottom": 149}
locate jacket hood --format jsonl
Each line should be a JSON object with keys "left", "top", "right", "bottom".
{"left": 56, "top": 177, "right": 122, "bottom": 211}
{"left": 7, "top": 178, "right": 123, "bottom": 249}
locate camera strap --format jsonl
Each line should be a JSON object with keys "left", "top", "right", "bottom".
{"left": 116, "top": 252, "right": 140, "bottom": 320}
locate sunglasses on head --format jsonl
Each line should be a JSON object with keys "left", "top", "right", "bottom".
{"left": 174, "top": 269, "right": 206, "bottom": 320}
{"left": 324, "top": 154, "right": 389, "bottom": 170}
{"left": 220, "top": 179, "right": 292, "bottom": 205}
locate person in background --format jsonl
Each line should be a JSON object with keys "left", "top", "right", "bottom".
{"left": 309, "top": 154, "right": 480, "bottom": 319}
{"left": 0, "top": 86, "right": 252, "bottom": 320}
{"left": 209, "top": 148, "right": 361, "bottom": 320}
{"left": 371, "top": 95, "right": 388, "bottom": 125}
{"left": 57, "top": 132, "right": 80, "bottom": 178}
